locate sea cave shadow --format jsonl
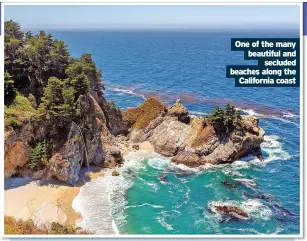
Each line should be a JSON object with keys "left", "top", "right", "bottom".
{"left": 5, "top": 166, "right": 104, "bottom": 190}
{"left": 4, "top": 177, "right": 32, "bottom": 190}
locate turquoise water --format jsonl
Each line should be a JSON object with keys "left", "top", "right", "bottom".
{"left": 49, "top": 30, "right": 300, "bottom": 235}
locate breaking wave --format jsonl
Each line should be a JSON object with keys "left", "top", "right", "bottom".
{"left": 208, "top": 199, "right": 272, "bottom": 221}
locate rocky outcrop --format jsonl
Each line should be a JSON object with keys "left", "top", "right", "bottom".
{"left": 166, "top": 99, "right": 189, "bottom": 123}
{"left": 4, "top": 118, "right": 41, "bottom": 179}
{"left": 4, "top": 91, "right": 126, "bottom": 184}
{"left": 5, "top": 140, "right": 29, "bottom": 179}
{"left": 210, "top": 204, "right": 249, "bottom": 219}
{"left": 127, "top": 99, "right": 265, "bottom": 167}
{"left": 48, "top": 122, "right": 85, "bottom": 184}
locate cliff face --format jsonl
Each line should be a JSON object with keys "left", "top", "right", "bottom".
{"left": 4, "top": 91, "right": 128, "bottom": 184}
{"left": 126, "top": 99, "right": 265, "bottom": 167}
{"left": 4, "top": 96, "right": 265, "bottom": 184}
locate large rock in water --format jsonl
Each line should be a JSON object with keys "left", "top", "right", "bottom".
{"left": 210, "top": 204, "right": 249, "bottom": 219}
{"left": 128, "top": 100, "right": 265, "bottom": 167}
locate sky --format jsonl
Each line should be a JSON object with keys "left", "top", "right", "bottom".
{"left": 4, "top": 5, "right": 300, "bottom": 30}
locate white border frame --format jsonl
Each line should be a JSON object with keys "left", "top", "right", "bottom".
{"left": 0, "top": 2, "right": 304, "bottom": 239}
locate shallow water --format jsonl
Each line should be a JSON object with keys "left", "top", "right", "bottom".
{"left": 48, "top": 29, "right": 300, "bottom": 235}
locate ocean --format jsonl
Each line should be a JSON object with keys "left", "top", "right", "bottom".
{"left": 50, "top": 30, "right": 300, "bottom": 235}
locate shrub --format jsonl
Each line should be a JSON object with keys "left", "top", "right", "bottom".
{"left": 209, "top": 104, "right": 241, "bottom": 135}
{"left": 123, "top": 98, "right": 166, "bottom": 129}
{"left": 5, "top": 94, "right": 36, "bottom": 115}
{"left": 29, "top": 140, "right": 49, "bottom": 169}
{"left": 6, "top": 116, "right": 22, "bottom": 129}
{"left": 4, "top": 216, "right": 89, "bottom": 235}
{"left": 5, "top": 94, "right": 37, "bottom": 130}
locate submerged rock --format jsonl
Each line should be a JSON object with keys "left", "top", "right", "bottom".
{"left": 211, "top": 204, "right": 249, "bottom": 219}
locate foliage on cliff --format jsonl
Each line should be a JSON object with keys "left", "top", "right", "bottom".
{"left": 123, "top": 97, "right": 167, "bottom": 129}
{"left": 209, "top": 104, "right": 242, "bottom": 135}
{"left": 4, "top": 216, "right": 89, "bottom": 235}
{"left": 4, "top": 20, "right": 103, "bottom": 125}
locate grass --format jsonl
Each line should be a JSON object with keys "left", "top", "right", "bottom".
{"left": 5, "top": 94, "right": 37, "bottom": 130}
{"left": 123, "top": 97, "right": 166, "bottom": 129}
{"left": 4, "top": 216, "right": 89, "bottom": 235}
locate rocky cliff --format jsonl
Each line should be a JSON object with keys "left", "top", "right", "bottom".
{"left": 126, "top": 99, "right": 265, "bottom": 167}
{"left": 5, "top": 95, "right": 265, "bottom": 184}
{"left": 4, "top": 91, "right": 128, "bottom": 184}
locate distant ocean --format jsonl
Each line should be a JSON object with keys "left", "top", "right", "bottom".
{"left": 50, "top": 30, "right": 300, "bottom": 235}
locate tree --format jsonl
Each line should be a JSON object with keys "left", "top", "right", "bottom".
{"left": 40, "top": 77, "right": 65, "bottom": 117}
{"left": 4, "top": 20, "right": 23, "bottom": 43}
{"left": 39, "top": 77, "right": 78, "bottom": 119}
{"left": 209, "top": 104, "right": 242, "bottom": 135}
{"left": 4, "top": 72, "right": 16, "bottom": 104}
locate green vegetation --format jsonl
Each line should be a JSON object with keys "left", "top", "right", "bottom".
{"left": 5, "top": 94, "right": 37, "bottom": 130}
{"left": 209, "top": 104, "right": 242, "bottom": 135}
{"left": 29, "top": 140, "right": 50, "bottom": 169}
{"left": 4, "top": 20, "right": 103, "bottom": 124}
{"left": 123, "top": 97, "right": 167, "bottom": 129}
{"left": 4, "top": 216, "right": 89, "bottom": 235}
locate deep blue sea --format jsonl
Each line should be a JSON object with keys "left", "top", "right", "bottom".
{"left": 50, "top": 30, "right": 300, "bottom": 235}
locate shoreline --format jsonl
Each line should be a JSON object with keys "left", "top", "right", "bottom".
{"left": 4, "top": 141, "right": 155, "bottom": 234}
{"left": 4, "top": 166, "right": 105, "bottom": 229}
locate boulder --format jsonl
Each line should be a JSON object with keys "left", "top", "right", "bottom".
{"left": 167, "top": 99, "right": 189, "bottom": 123}
{"left": 112, "top": 170, "right": 120, "bottom": 176}
{"left": 212, "top": 205, "right": 249, "bottom": 219}
{"left": 5, "top": 141, "right": 29, "bottom": 179}
{"left": 171, "top": 151, "right": 201, "bottom": 166}
{"left": 149, "top": 118, "right": 192, "bottom": 156}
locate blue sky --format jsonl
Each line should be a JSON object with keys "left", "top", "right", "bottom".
{"left": 5, "top": 5, "right": 300, "bottom": 30}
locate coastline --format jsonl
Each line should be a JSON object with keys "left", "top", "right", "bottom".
{"left": 4, "top": 141, "right": 155, "bottom": 234}
{"left": 4, "top": 166, "right": 105, "bottom": 229}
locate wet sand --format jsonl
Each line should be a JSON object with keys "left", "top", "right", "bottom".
{"left": 4, "top": 142, "right": 153, "bottom": 231}
{"left": 4, "top": 167, "right": 104, "bottom": 228}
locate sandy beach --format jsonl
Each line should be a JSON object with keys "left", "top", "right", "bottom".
{"left": 4, "top": 167, "right": 104, "bottom": 228}
{"left": 4, "top": 141, "right": 154, "bottom": 230}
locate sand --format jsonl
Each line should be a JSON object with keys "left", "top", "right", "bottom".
{"left": 4, "top": 167, "right": 104, "bottom": 228}
{"left": 4, "top": 142, "right": 154, "bottom": 230}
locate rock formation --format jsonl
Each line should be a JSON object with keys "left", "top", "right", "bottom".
{"left": 211, "top": 204, "right": 249, "bottom": 219}
{"left": 5, "top": 96, "right": 265, "bottom": 184}
{"left": 4, "top": 91, "right": 128, "bottom": 184}
{"left": 126, "top": 98, "right": 265, "bottom": 167}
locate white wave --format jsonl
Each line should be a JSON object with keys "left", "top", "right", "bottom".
{"left": 112, "top": 220, "right": 119, "bottom": 235}
{"left": 125, "top": 203, "right": 164, "bottom": 209}
{"left": 189, "top": 111, "right": 209, "bottom": 116}
{"left": 208, "top": 199, "right": 272, "bottom": 221}
{"left": 169, "top": 162, "right": 214, "bottom": 174}
{"left": 282, "top": 111, "right": 298, "bottom": 118}
{"left": 237, "top": 108, "right": 300, "bottom": 128}
{"left": 208, "top": 200, "right": 249, "bottom": 220}
{"left": 233, "top": 178, "right": 257, "bottom": 189}
{"left": 109, "top": 87, "right": 146, "bottom": 100}
{"left": 146, "top": 181, "right": 160, "bottom": 191}
{"left": 239, "top": 108, "right": 262, "bottom": 117}
{"left": 72, "top": 170, "right": 130, "bottom": 235}
{"left": 156, "top": 216, "right": 174, "bottom": 231}
{"left": 241, "top": 199, "right": 272, "bottom": 220}
{"left": 147, "top": 156, "right": 170, "bottom": 170}
{"left": 260, "top": 135, "right": 291, "bottom": 163}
